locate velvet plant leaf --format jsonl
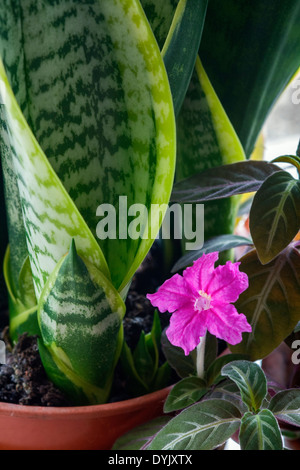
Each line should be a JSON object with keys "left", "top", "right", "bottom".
{"left": 172, "top": 234, "right": 253, "bottom": 273}
{"left": 0, "top": 0, "right": 176, "bottom": 299}
{"left": 204, "top": 379, "right": 247, "bottom": 414}
{"left": 171, "top": 161, "right": 281, "bottom": 203}
{"left": 199, "top": 0, "right": 300, "bottom": 158}
{"left": 37, "top": 240, "right": 125, "bottom": 405}
{"left": 163, "top": 376, "right": 208, "bottom": 413}
{"left": 250, "top": 171, "right": 300, "bottom": 264}
{"left": 205, "top": 354, "right": 250, "bottom": 387}
{"left": 147, "top": 399, "right": 241, "bottom": 450}
{"left": 221, "top": 360, "right": 267, "bottom": 413}
{"left": 112, "top": 416, "right": 172, "bottom": 451}
{"left": 268, "top": 389, "right": 300, "bottom": 428}
{"left": 230, "top": 246, "right": 300, "bottom": 360}
{"left": 239, "top": 410, "right": 283, "bottom": 450}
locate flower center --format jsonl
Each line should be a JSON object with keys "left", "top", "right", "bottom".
{"left": 194, "top": 290, "right": 211, "bottom": 312}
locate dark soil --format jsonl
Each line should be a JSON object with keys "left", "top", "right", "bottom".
{"left": 0, "top": 243, "right": 172, "bottom": 406}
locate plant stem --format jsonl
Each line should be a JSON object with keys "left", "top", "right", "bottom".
{"left": 196, "top": 331, "right": 207, "bottom": 379}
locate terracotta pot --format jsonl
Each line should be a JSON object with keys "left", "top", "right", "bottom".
{"left": 0, "top": 386, "right": 172, "bottom": 450}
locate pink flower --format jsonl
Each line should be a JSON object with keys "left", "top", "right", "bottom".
{"left": 147, "top": 252, "right": 251, "bottom": 355}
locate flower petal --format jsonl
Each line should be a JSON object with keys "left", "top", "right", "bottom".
{"left": 206, "top": 302, "right": 252, "bottom": 345}
{"left": 183, "top": 252, "right": 219, "bottom": 292}
{"left": 166, "top": 306, "right": 207, "bottom": 355}
{"left": 208, "top": 260, "right": 248, "bottom": 303}
{"left": 147, "top": 273, "right": 195, "bottom": 313}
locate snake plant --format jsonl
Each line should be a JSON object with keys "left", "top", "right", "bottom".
{"left": 1, "top": 0, "right": 299, "bottom": 406}
{"left": 0, "top": 0, "right": 178, "bottom": 405}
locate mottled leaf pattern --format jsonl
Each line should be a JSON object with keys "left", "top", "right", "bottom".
{"left": 38, "top": 240, "right": 125, "bottom": 404}
{"left": 148, "top": 399, "right": 241, "bottom": 450}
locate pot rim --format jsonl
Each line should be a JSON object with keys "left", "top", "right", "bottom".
{"left": 0, "top": 385, "right": 173, "bottom": 419}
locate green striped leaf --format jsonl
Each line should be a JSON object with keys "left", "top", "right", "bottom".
{"left": 0, "top": 108, "right": 29, "bottom": 296}
{"left": 239, "top": 410, "right": 283, "bottom": 450}
{"left": 0, "top": 58, "right": 110, "bottom": 299}
{"left": 140, "top": 0, "right": 179, "bottom": 50}
{"left": 38, "top": 240, "right": 125, "bottom": 405}
{"left": 0, "top": 0, "right": 176, "bottom": 295}
{"left": 176, "top": 58, "right": 245, "bottom": 244}
{"left": 221, "top": 360, "right": 267, "bottom": 413}
{"left": 147, "top": 398, "right": 241, "bottom": 450}
{"left": 200, "top": 0, "right": 300, "bottom": 157}
{"left": 142, "top": 0, "right": 245, "bottom": 248}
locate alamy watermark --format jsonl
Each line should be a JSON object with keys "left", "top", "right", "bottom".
{"left": 96, "top": 196, "right": 204, "bottom": 251}
{"left": 0, "top": 340, "right": 6, "bottom": 365}
{"left": 291, "top": 340, "right": 300, "bottom": 365}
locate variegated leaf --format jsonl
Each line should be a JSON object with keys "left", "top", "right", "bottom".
{"left": 38, "top": 240, "right": 125, "bottom": 405}
{"left": 176, "top": 58, "right": 245, "bottom": 243}
{"left": 239, "top": 410, "right": 283, "bottom": 450}
{"left": 147, "top": 398, "right": 241, "bottom": 450}
{"left": 0, "top": 0, "right": 176, "bottom": 298}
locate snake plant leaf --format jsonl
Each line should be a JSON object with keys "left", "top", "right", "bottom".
{"left": 38, "top": 240, "right": 125, "bottom": 405}
{"left": 250, "top": 171, "right": 300, "bottom": 264}
{"left": 3, "top": 248, "right": 38, "bottom": 343}
{"left": 0, "top": 60, "right": 110, "bottom": 299}
{"left": 120, "top": 310, "right": 170, "bottom": 396}
{"left": 161, "top": 0, "right": 208, "bottom": 116}
{"left": 0, "top": 159, "right": 8, "bottom": 310}
{"left": 163, "top": 376, "right": 208, "bottom": 413}
{"left": 239, "top": 410, "right": 283, "bottom": 451}
{"left": 0, "top": 108, "right": 29, "bottom": 295}
{"left": 230, "top": 246, "right": 300, "bottom": 360}
{"left": 176, "top": 58, "right": 246, "bottom": 244}
{"left": 0, "top": 0, "right": 176, "bottom": 297}
{"left": 142, "top": 1, "right": 245, "bottom": 254}
{"left": 272, "top": 155, "right": 300, "bottom": 176}
{"left": 200, "top": 0, "right": 300, "bottom": 157}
